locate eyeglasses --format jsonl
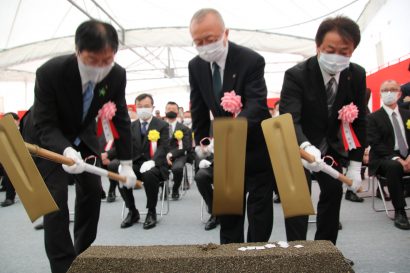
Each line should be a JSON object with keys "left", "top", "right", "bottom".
{"left": 381, "top": 88, "right": 400, "bottom": 92}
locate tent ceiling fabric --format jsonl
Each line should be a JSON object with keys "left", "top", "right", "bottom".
{"left": 0, "top": 0, "right": 370, "bottom": 90}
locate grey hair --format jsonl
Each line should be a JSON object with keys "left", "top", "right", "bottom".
{"left": 190, "top": 8, "right": 225, "bottom": 29}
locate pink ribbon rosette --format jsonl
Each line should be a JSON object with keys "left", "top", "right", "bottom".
{"left": 220, "top": 90, "right": 242, "bottom": 117}
{"left": 97, "top": 101, "right": 119, "bottom": 150}
{"left": 338, "top": 102, "right": 361, "bottom": 151}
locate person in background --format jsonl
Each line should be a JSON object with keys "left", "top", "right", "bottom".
{"left": 155, "top": 109, "right": 162, "bottom": 119}
{"left": 398, "top": 63, "right": 410, "bottom": 110}
{"left": 0, "top": 112, "right": 19, "bottom": 207}
{"left": 119, "top": 93, "right": 169, "bottom": 230}
{"left": 189, "top": 8, "right": 275, "bottom": 244}
{"left": 183, "top": 111, "right": 193, "bottom": 129}
{"left": 280, "top": 16, "right": 366, "bottom": 266}
{"left": 20, "top": 20, "right": 136, "bottom": 273}
{"left": 367, "top": 79, "right": 410, "bottom": 230}
{"left": 165, "top": 101, "right": 192, "bottom": 200}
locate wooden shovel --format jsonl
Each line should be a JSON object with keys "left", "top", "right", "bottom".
{"left": 212, "top": 117, "right": 247, "bottom": 215}
{"left": 0, "top": 115, "right": 58, "bottom": 222}
{"left": 261, "top": 114, "right": 315, "bottom": 218}
{"left": 25, "top": 143, "right": 143, "bottom": 189}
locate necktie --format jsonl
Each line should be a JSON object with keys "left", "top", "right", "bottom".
{"left": 392, "top": 112, "right": 408, "bottom": 157}
{"left": 326, "top": 77, "right": 337, "bottom": 112}
{"left": 82, "top": 81, "right": 94, "bottom": 120}
{"left": 141, "top": 121, "right": 148, "bottom": 136}
{"left": 212, "top": 62, "right": 222, "bottom": 101}
{"left": 169, "top": 124, "right": 173, "bottom": 138}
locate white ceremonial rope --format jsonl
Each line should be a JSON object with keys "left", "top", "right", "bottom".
{"left": 318, "top": 161, "right": 340, "bottom": 179}
{"left": 84, "top": 163, "right": 109, "bottom": 178}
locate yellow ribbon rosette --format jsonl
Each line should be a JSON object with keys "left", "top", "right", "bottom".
{"left": 406, "top": 119, "right": 410, "bottom": 130}
{"left": 148, "top": 130, "right": 160, "bottom": 142}
{"left": 174, "top": 130, "right": 184, "bottom": 140}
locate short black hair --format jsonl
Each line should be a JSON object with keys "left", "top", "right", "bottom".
{"left": 166, "top": 101, "right": 179, "bottom": 108}
{"left": 135, "top": 93, "right": 154, "bottom": 105}
{"left": 4, "top": 112, "right": 19, "bottom": 120}
{"left": 75, "top": 20, "right": 119, "bottom": 53}
{"left": 315, "top": 16, "right": 361, "bottom": 49}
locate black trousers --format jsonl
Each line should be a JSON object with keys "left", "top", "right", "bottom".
{"left": 43, "top": 166, "right": 102, "bottom": 273}
{"left": 285, "top": 164, "right": 343, "bottom": 245}
{"left": 195, "top": 166, "right": 213, "bottom": 214}
{"left": 119, "top": 162, "right": 162, "bottom": 211}
{"left": 219, "top": 168, "right": 275, "bottom": 244}
{"left": 0, "top": 165, "right": 16, "bottom": 200}
{"left": 377, "top": 159, "right": 407, "bottom": 210}
{"left": 170, "top": 156, "right": 187, "bottom": 192}
{"left": 106, "top": 159, "right": 120, "bottom": 193}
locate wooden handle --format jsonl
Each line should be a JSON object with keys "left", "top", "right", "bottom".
{"left": 25, "top": 143, "right": 142, "bottom": 189}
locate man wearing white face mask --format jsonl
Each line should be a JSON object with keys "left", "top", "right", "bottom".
{"left": 20, "top": 20, "right": 136, "bottom": 273}
{"left": 118, "top": 93, "right": 169, "bottom": 230}
{"left": 280, "top": 16, "right": 367, "bottom": 263}
{"left": 189, "top": 8, "right": 275, "bottom": 244}
{"left": 367, "top": 80, "right": 410, "bottom": 230}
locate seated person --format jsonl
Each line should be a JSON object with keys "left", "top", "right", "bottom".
{"left": 165, "top": 101, "right": 192, "bottom": 200}
{"left": 367, "top": 80, "right": 410, "bottom": 230}
{"left": 195, "top": 137, "right": 219, "bottom": 231}
{"left": 119, "top": 93, "right": 169, "bottom": 230}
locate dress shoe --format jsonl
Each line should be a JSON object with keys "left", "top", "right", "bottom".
{"left": 394, "top": 210, "right": 410, "bottom": 230}
{"left": 171, "top": 191, "right": 180, "bottom": 200}
{"left": 205, "top": 216, "right": 219, "bottom": 231}
{"left": 106, "top": 192, "right": 116, "bottom": 203}
{"left": 345, "top": 190, "right": 364, "bottom": 202}
{"left": 338, "top": 222, "right": 343, "bottom": 230}
{"left": 101, "top": 190, "right": 106, "bottom": 200}
{"left": 121, "top": 210, "right": 140, "bottom": 228}
{"left": 344, "top": 258, "right": 354, "bottom": 266}
{"left": 273, "top": 194, "right": 281, "bottom": 204}
{"left": 1, "top": 199, "right": 14, "bottom": 207}
{"left": 143, "top": 210, "right": 157, "bottom": 230}
{"left": 34, "top": 222, "right": 44, "bottom": 230}
{"left": 376, "top": 188, "right": 391, "bottom": 201}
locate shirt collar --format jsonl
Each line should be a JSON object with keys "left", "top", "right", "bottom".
{"left": 211, "top": 42, "right": 229, "bottom": 71}
{"left": 382, "top": 104, "right": 399, "bottom": 116}
{"left": 139, "top": 116, "right": 153, "bottom": 126}
{"left": 317, "top": 56, "right": 341, "bottom": 85}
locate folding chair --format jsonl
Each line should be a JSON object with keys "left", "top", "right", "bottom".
{"left": 371, "top": 174, "right": 410, "bottom": 219}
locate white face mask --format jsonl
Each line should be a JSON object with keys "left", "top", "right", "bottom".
{"left": 318, "top": 52, "right": 350, "bottom": 75}
{"left": 78, "top": 57, "right": 114, "bottom": 83}
{"left": 183, "top": 118, "right": 192, "bottom": 126}
{"left": 196, "top": 37, "right": 227, "bottom": 63}
{"left": 381, "top": 92, "right": 399, "bottom": 106}
{"left": 137, "top": 107, "right": 153, "bottom": 120}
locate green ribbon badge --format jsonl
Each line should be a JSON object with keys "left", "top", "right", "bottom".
{"left": 99, "top": 85, "right": 107, "bottom": 97}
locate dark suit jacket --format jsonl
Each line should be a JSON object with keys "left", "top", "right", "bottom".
{"left": 280, "top": 56, "right": 367, "bottom": 162}
{"left": 169, "top": 122, "right": 192, "bottom": 159}
{"left": 130, "top": 117, "right": 169, "bottom": 180}
{"left": 398, "top": 82, "right": 410, "bottom": 109}
{"left": 367, "top": 107, "right": 410, "bottom": 176}
{"left": 189, "top": 41, "right": 271, "bottom": 173}
{"left": 22, "top": 54, "right": 132, "bottom": 177}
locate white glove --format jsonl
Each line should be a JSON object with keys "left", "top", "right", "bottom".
{"left": 62, "top": 147, "right": 85, "bottom": 174}
{"left": 346, "top": 160, "right": 362, "bottom": 193}
{"left": 301, "top": 142, "right": 322, "bottom": 172}
{"left": 199, "top": 159, "right": 212, "bottom": 169}
{"left": 140, "top": 160, "right": 155, "bottom": 173}
{"left": 118, "top": 160, "right": 137, "bottom": 189}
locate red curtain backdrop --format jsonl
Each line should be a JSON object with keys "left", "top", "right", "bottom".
{"left": 366, "top": 56, "right": 410, "bottom": 112}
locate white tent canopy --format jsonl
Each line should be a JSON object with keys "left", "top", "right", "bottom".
{"left": 0, "top": 0, "right": 408, "bottom": 112}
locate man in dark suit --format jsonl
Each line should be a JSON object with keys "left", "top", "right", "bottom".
{"left": 368, "top": 80, "right": 410, "bottom": 230}
{"left": 188, "top": 8, "right": 275, "bottom": 244}
{"left": 398, "top": 63, "right": 410, "bottom": 109}
{"left": 280, "top": 16, "right": 367, "bottom": 254}
{"left": 20, "top": 20, "right": 136, "bottom": 273}
{"left": 165, "top": 101, "right": 192, "bottom": 200}
{"left": 119, "top": 93, "right": 169, "bottom": 230}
